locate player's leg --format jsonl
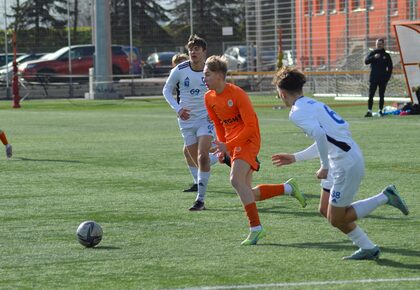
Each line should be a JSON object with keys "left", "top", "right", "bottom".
{"left": 189, "top": 120, "right": 214, "bottom": 211}
{"left": 252, "top": 180, "right": 306, "bottom": 207}
{"left": 181, "top": 127, "right": 199, "bottom": 193}
{"left": 327, "top": 152, "right": 379, "bottom": 260}
{"left": 183, "top": 145, "right": 198, "bottom": 192}
{"left": 230, "top": 159, "right": 265, "bottom": 245}
{"left": 181, "top": 127, "right": 204, "bottom": 209}
{"left": 0, "top": 129, "right": 12, "bottom": 159}
{"left": 365, "top": 81, "right": 377, "bottom": 117}
{"left": 378, "top": 81, "right": 387, "bottom": 114}
{"left": 319, "top": 188, "right": 330, "bottom": 218}
{"left": 189, "top": 133, "right": 212, "bottom": 211}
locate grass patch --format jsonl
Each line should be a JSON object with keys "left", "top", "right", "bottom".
{"left": 0, "top": 98, "right": 419, "bottom": 289}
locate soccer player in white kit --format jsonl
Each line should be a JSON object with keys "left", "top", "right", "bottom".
{"left": 163, "top": 35, "right": 214, "bottom": 211}
{"left": 272, "top": 67, "right": 409, "bottom": 260}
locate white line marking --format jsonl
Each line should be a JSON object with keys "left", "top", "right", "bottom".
{"left": 174, "top": 277, "right": 420, "bottom": 290}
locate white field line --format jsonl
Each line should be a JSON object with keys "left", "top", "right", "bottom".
{"left": 173, "top": 277, "right": 420, "bottom": 290}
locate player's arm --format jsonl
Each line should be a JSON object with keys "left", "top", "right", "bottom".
{"left": 364, "top": 51, "right": 375, "bottom": 65}
{"left": 291, "top": 113, "right": 329, "bottom": 178}
{"left": 225, "top": 90, "right": 258, "bottom": 151}
{"left": 162, "top": 68, "right": 183, "bottom": 114}
{"left": 205, "top": 96, "right": 226, "bottom": 142}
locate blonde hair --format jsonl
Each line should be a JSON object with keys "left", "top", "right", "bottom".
{"left": 205, "top": 55, "right": 228, "bottom": 77}
{"left": 172, "top": 53, "right": 189, "bottom": 67}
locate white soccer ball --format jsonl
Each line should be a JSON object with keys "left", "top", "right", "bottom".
{"left": 76, "top": 221, "right": 103, "bottom": 247}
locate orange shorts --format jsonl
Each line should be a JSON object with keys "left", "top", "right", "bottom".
{"left": 230, "top": 140, "right": 260, "bottom": 171}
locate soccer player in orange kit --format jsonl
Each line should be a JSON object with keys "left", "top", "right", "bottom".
{"left": 203, "top": 55, "right": 307, "bottom": 245}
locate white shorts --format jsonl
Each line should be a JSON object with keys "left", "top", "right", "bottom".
{"left": 321, "top": 170, "right": 333, "bottom": 191}
{"left": 180, "top": 118, "right": 215, "bottom": 147}
{"left": 328, "top": 144, "right": 365, "bottom": 207}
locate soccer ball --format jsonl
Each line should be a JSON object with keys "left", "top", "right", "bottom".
{"left": 76, "top": 221, "right": 103, "bottom": 247}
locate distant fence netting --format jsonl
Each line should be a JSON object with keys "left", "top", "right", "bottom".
{"left": 242, "top": 0, "right": 419, "bottom": 101}
{"left": 0, "top": 0, "right": 418, "bottom": 101}
{"left": 227, "top": 70, "right": 409, "bottom": 106}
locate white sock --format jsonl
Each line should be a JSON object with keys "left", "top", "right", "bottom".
{"left": 250, "top": 225, "right": 262, "bottom": 232}
{"left": 196, "top": 170, "right": 210, "bottom": 202}
{"left": 209, "top": 152, "right": 218, "bottom": 166}
{"left": 188, "top": 166, "right": 198, "bottom": 184}
{"left": 346, "top": 226, "right": 376, "bottom": 250}
{"left": 351, "top": 193, "right": 388, "bottom": 219}
{"left": 284, "top": 183, "right": 292, "bottom": 194}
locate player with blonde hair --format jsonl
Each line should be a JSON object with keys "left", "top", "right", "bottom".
{"left": 272, "top": 66, "right": 409, "bottom": 259}
{"left": 204, "top": 56, "right": 307, "bottom": 245}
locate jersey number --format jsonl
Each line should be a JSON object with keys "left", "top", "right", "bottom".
{"left": 323, "top": 105, "right": 345, "bottom": 124}
{"left": 190, "top": 89, "right": 200, "bottom": 95}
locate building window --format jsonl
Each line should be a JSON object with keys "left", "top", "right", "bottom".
{"left": 304, "top": 0, "right": 312, "bottom": 16}
{"left": 352, "top": 0, "right": 361, "bottom": 10}
{"left": 317, "top": 56, "right": 326, "bottom": 66}
{"left": 366, "top": 0, "right": 373, "bottom": 9}
{"left": 338, "top": 0, "right": 346, "bottom": 12}
{"left": 390, "top": 0, "right": 398, "bottom": 15}
{"left": 328, "top": 0, "right": 337, "bottom": 13}
{"left": 315, "top": 0, "right": 324, "bottom": 14}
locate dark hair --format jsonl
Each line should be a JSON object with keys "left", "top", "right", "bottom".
{"left": 185, "top": 34, "right": 207, "bottom": 51}
{"left": 273, "top": 67, "right": 306, "bottom": 93}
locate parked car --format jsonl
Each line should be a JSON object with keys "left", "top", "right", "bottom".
{"left": 0, "top": 53, "right": 25, "bottom": 67}
{"left": 143, "top": 51, "right": 177, "bottom": 77}
{"left": 0, "top": 53, "right": 45, "bottom": 83}
{"left": 18, "top": 44, "right": 141, "bottom": 82}
{"left": 223, "top": 45, "right": 277, "bottom": 71}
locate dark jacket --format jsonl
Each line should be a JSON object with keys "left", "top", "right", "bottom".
{"left": 365, "top": 48, "right": 393, "bottom": 83}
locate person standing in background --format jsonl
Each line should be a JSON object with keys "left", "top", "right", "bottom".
{"left": 364, "top": 38, "right": 393, "bottom": 117}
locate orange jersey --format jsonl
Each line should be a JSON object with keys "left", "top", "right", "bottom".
{"left": 205, "top": 83, "right": 260, "bottom": 152}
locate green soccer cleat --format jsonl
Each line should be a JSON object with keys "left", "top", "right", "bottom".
{"left": 383, "top": 185, "right": 409, "bottom": 215}
{"left": 241, "top": 228, "right": 266, "bottom": 246}
{"left": 342, "top": 246, "right": 381, "bottom": 260}
{"left": 286, "top": 178, "right": 307, "bottom": 208}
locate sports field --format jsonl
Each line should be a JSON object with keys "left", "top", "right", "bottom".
{"left": 0, "top": 97, "right": 419, "bottom": 289}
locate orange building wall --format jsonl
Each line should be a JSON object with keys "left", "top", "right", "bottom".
{"left": 295, "top": 0, "right": 418, "bottom": 69}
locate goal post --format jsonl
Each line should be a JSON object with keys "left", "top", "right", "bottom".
{"left": 392, "top": 20, "right": 420, "bottom": 104}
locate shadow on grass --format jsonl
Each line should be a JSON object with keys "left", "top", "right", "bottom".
{"left": 375, "top": 258, "right": 420, "bottom": 270}
{"left": 12, "top": 157, "right": 82, "bottom": 163}
{"left": 206, "top": 205, "right": 320, "bottom": 218}
{"left": 262, "top": 241, "right": 420, "bottom": 269}
{"left": 89, "top": 246, "right": 121, "bottom": 250}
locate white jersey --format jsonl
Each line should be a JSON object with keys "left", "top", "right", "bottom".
{"left": 290, "top": 96, "right": 356, "bottom": 168}
{"left": 162, "top": 61, "right": 209, "bottom": 129}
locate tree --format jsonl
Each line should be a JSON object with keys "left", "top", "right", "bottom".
{"left": 9, "top": 0, "right": 69, "bottom": 49}
{"left": 167, "top": 0, "right": 245, "bottom": 55}
{"left": 110, "top": 0, "right": 174, "bottom": 57}
{"left": 73, "top": 0, "right": 79, "bottom": 44}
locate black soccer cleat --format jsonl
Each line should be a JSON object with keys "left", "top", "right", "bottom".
{"left": 189, "top": 200, "right": 206, "bottom": 211}
{"left": 183, "top": 183, "right": 198, "bottom": 192}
